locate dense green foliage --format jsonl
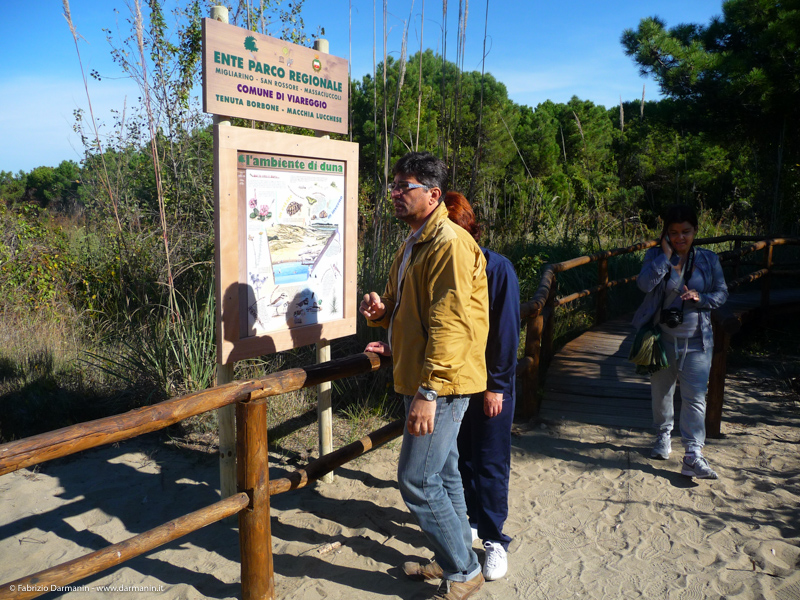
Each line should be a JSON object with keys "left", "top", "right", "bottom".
{"left": 622, "top": 0, "right": 800, "bottom": 231}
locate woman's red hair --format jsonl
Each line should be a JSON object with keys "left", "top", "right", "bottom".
{"left": 444, "top": 191, "right": 481, "bottom": 242}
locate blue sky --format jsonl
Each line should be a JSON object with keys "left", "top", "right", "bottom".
{"left": 0, "top": 1, "right": 724, "bottom": 174}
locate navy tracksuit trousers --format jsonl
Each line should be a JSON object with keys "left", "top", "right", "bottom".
{"left": 457, "top": 390, "right": 515, "bottom": 550}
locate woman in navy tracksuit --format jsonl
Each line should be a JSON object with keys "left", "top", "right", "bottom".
{"left": 444, "top": 192, "right": 519, "bottom": 581}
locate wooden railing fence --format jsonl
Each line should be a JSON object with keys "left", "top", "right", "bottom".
{"left": 0, "top": 353, "right": 397, "bottom": 600}
{"left": 0, "top": 235, "right": 797, "bottom": 600}
{"left": 515, "top": 235, "right": 800, "bottom": 438}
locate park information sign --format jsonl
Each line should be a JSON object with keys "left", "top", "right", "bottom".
{"left": 241, "top": 153, "right": 344, "bottom": 335}
{"left": 202, "top": 18, "right": 348, "bottom": 134}
{"left": 215, "top": 126, "right": 358, "bottom": 363}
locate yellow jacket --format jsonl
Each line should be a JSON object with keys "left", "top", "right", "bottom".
{"left": 370, "top": 202, "right": 489, "bottom": 396}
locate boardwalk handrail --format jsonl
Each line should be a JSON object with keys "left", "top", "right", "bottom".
{"left": 516, "top": 235, "right": 800, "bottom": 421}
{"left": 0, "top": 352, "right": 390, "bottom": 477}
{"left": 0, "top": 352, "right": 393, "bottom": 600}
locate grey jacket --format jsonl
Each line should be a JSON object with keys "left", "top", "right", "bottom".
{"left": 632, "top": 246, "right": 729, "bottom": 350}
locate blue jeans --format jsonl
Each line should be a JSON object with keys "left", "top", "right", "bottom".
{"left": 457, "top": 391, "right": 514, "bottom": 550}
{"left": 397, "top": 394, "right": 480, "bottom": 582}
{"left": 650, "top": 341, "right": 712, "bottom": 454}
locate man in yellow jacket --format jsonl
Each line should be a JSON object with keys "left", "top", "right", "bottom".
{"left": 361, "top": 152, "right": 489, "bottom": 600}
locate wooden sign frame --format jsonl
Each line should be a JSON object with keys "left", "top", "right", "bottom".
{"left": 215, "top": 125, "right": 358, "bottom": 363}
{"left": 202, "top": 18, "right": 348, "bottom": 134}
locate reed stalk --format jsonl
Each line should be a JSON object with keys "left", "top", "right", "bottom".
{"left": 132, "top": 0, "right": 179, "bottom": 321}
{"left": 62, "top": 0, "right": 123, "bottom": 235}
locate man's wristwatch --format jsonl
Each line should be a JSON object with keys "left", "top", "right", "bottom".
{"left": 417, "top": 386, "right": 438, "bottom": 402}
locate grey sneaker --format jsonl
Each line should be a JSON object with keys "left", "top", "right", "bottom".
{"left": 681, "top": 455, "right": 718, "bottom": 479}
{"left": 650, "top": 432, "right": 672, "bottom": 460}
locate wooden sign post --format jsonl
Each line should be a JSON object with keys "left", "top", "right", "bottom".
{"left": 210, "top": 4, "right": 237, "bottom": 505}
{"left": 206, "top": 8, "right": 354, "bottom": 495}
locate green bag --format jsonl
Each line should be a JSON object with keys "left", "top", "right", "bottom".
{"left": 628, "top": 323, "right": 669, "bottom": 375}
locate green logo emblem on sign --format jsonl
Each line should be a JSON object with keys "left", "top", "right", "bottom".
{"left": 244, "top": 36, "right": 259, "bottom": 52}
{"left": 312, "top": 57, "right": 322, "bottom": 72}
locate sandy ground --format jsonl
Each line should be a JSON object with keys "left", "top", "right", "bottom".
{"left": 1, "top": 363, "right": 799, "bottom": 600}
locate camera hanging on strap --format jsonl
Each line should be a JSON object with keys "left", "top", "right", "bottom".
{"left": 659, "top": 247, "right": 695, "bottom": 329}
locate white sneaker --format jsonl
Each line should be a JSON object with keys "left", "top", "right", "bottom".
{"left": 471, "top": 526, "right": 479, "bottom": 542}
{"left": 483, "top": 541, "right": 507, "bottom": 580}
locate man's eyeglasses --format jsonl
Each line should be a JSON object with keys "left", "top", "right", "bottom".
{"left": 388, "top": 181, "right": 429, "bottom": 194}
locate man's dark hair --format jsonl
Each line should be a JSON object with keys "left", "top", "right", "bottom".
{"left": 392, "top": 152, "right": 448, "bottom": 193}
{"left": 662, "top": 204, "right": 699, "bottom": 229}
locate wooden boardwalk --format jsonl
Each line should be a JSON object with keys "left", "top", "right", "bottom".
{"left": 539, "top": 289, "right": 800, "bottom": 428}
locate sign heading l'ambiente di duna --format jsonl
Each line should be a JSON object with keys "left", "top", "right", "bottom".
{"left": 238, "top": 154, "right": 344, "bottom": 173}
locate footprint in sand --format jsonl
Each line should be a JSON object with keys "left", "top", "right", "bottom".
{"left": 636, "top": 529, "right": 671, "bottom": 561}
{"left": 676, "top": 552, "right": 712, "bottom": 575}
{"left": 775, "top": 580, "right": 800, "bottom": 600}
{"left": 715, "top": 479, "right": 745, "bottom": 501}
{"left": 713, "top": 568, "right": 749, "bottom": 597}
{"left": 652, "top": 488, "right": 674, "bottom": 512}
{"left": 684, "top": 526, "right": 707, "bottom": 545}
{"left": 699, "top": 516, "right": 727, "bottom": 538}
{"left": 540, "top": 511, "right": 591, "bottom": 551}
{"left": 535, "top": 488, "right": 561, "bottom": 508}
{"left": 692, "top": 491, "right": 717, "bottom": 514}
{"left": 678, "top": 579, "right": 706, "bottom": 600}
{"left": 643, "top": 580, "right": 670, "bottom": 598}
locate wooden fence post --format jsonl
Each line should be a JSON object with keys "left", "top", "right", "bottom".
{"left": 217, "top": 363, "right": 237, "bottom": 508}
{"left": 312, "top": 37, "right": 335, "bottom": 484}
{"left": 211, "top": 3, "right": 237, "bottom": 506}
{"left": 596, "top": 258, "right": 608, "bottom": 325}
{"left": 732, "top": 238, "right": 742, "bottom": 281}
{"left": 519, "top": 310, "right": 544, "bottom": 419}
{"left": 237, "top": 399, "right": 274, "bottom": 600}
{"left": 706, "top": 316, "right": 729, "bottom": 439}
{"left": 316, "top": 341, "right": 334, "bottom": 483}
{"left": 541, "top": 277, "right": 557, "bottom": 368}
{"left": 761, "top": 241, "right": 773, "bottom": 312}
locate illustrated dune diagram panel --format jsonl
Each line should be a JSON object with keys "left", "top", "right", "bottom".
{"left": 243, "top": 164, "right": 344, "bottom": 335}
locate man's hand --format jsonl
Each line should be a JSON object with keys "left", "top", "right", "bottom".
{"left": 359, "top": 292, "right": 386, "bottom": 320}
{"left": 365, "top": 341, "right": 392, "bottom": 356}
{"left": 484, "top": 391, "right": 503, "bottom": 418}
{"left": 407, "top": 393, "right": 436, "bottom": 436}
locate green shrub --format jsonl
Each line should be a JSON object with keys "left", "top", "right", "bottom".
{"left": 0, "top": 205, "right": 76, "bottom": 314}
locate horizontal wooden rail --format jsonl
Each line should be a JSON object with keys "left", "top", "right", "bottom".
{"left": 269, "top": 419, "right": 404, "bottom": 495}
{"left": 0, "top": 415, "right": 404, "bottom": 600}
{"left": 727, "top": 268, "right": 769, "bottom": 290}
{"left": 0, "top": 493, "right": 250, "bottom": 600}
{"left": 520, "top": 266, "right": 555, "bottom": 319}
{"left": 520, "top": 236, "right": 799, "bottom": 319}
{"left": 717, "top": 237, "right": 800, "bottom": 261}
{"left": 693, "top": 234, "right": 766, "bottom": 244}
{"left": 0, "top": 353, "right": 390, "bottom": 477}
{"left": 772, "top": 268, "right": 800, "bottom": 277}
{"left": 554, "top": 275, "right": 639, "bottom": 307}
